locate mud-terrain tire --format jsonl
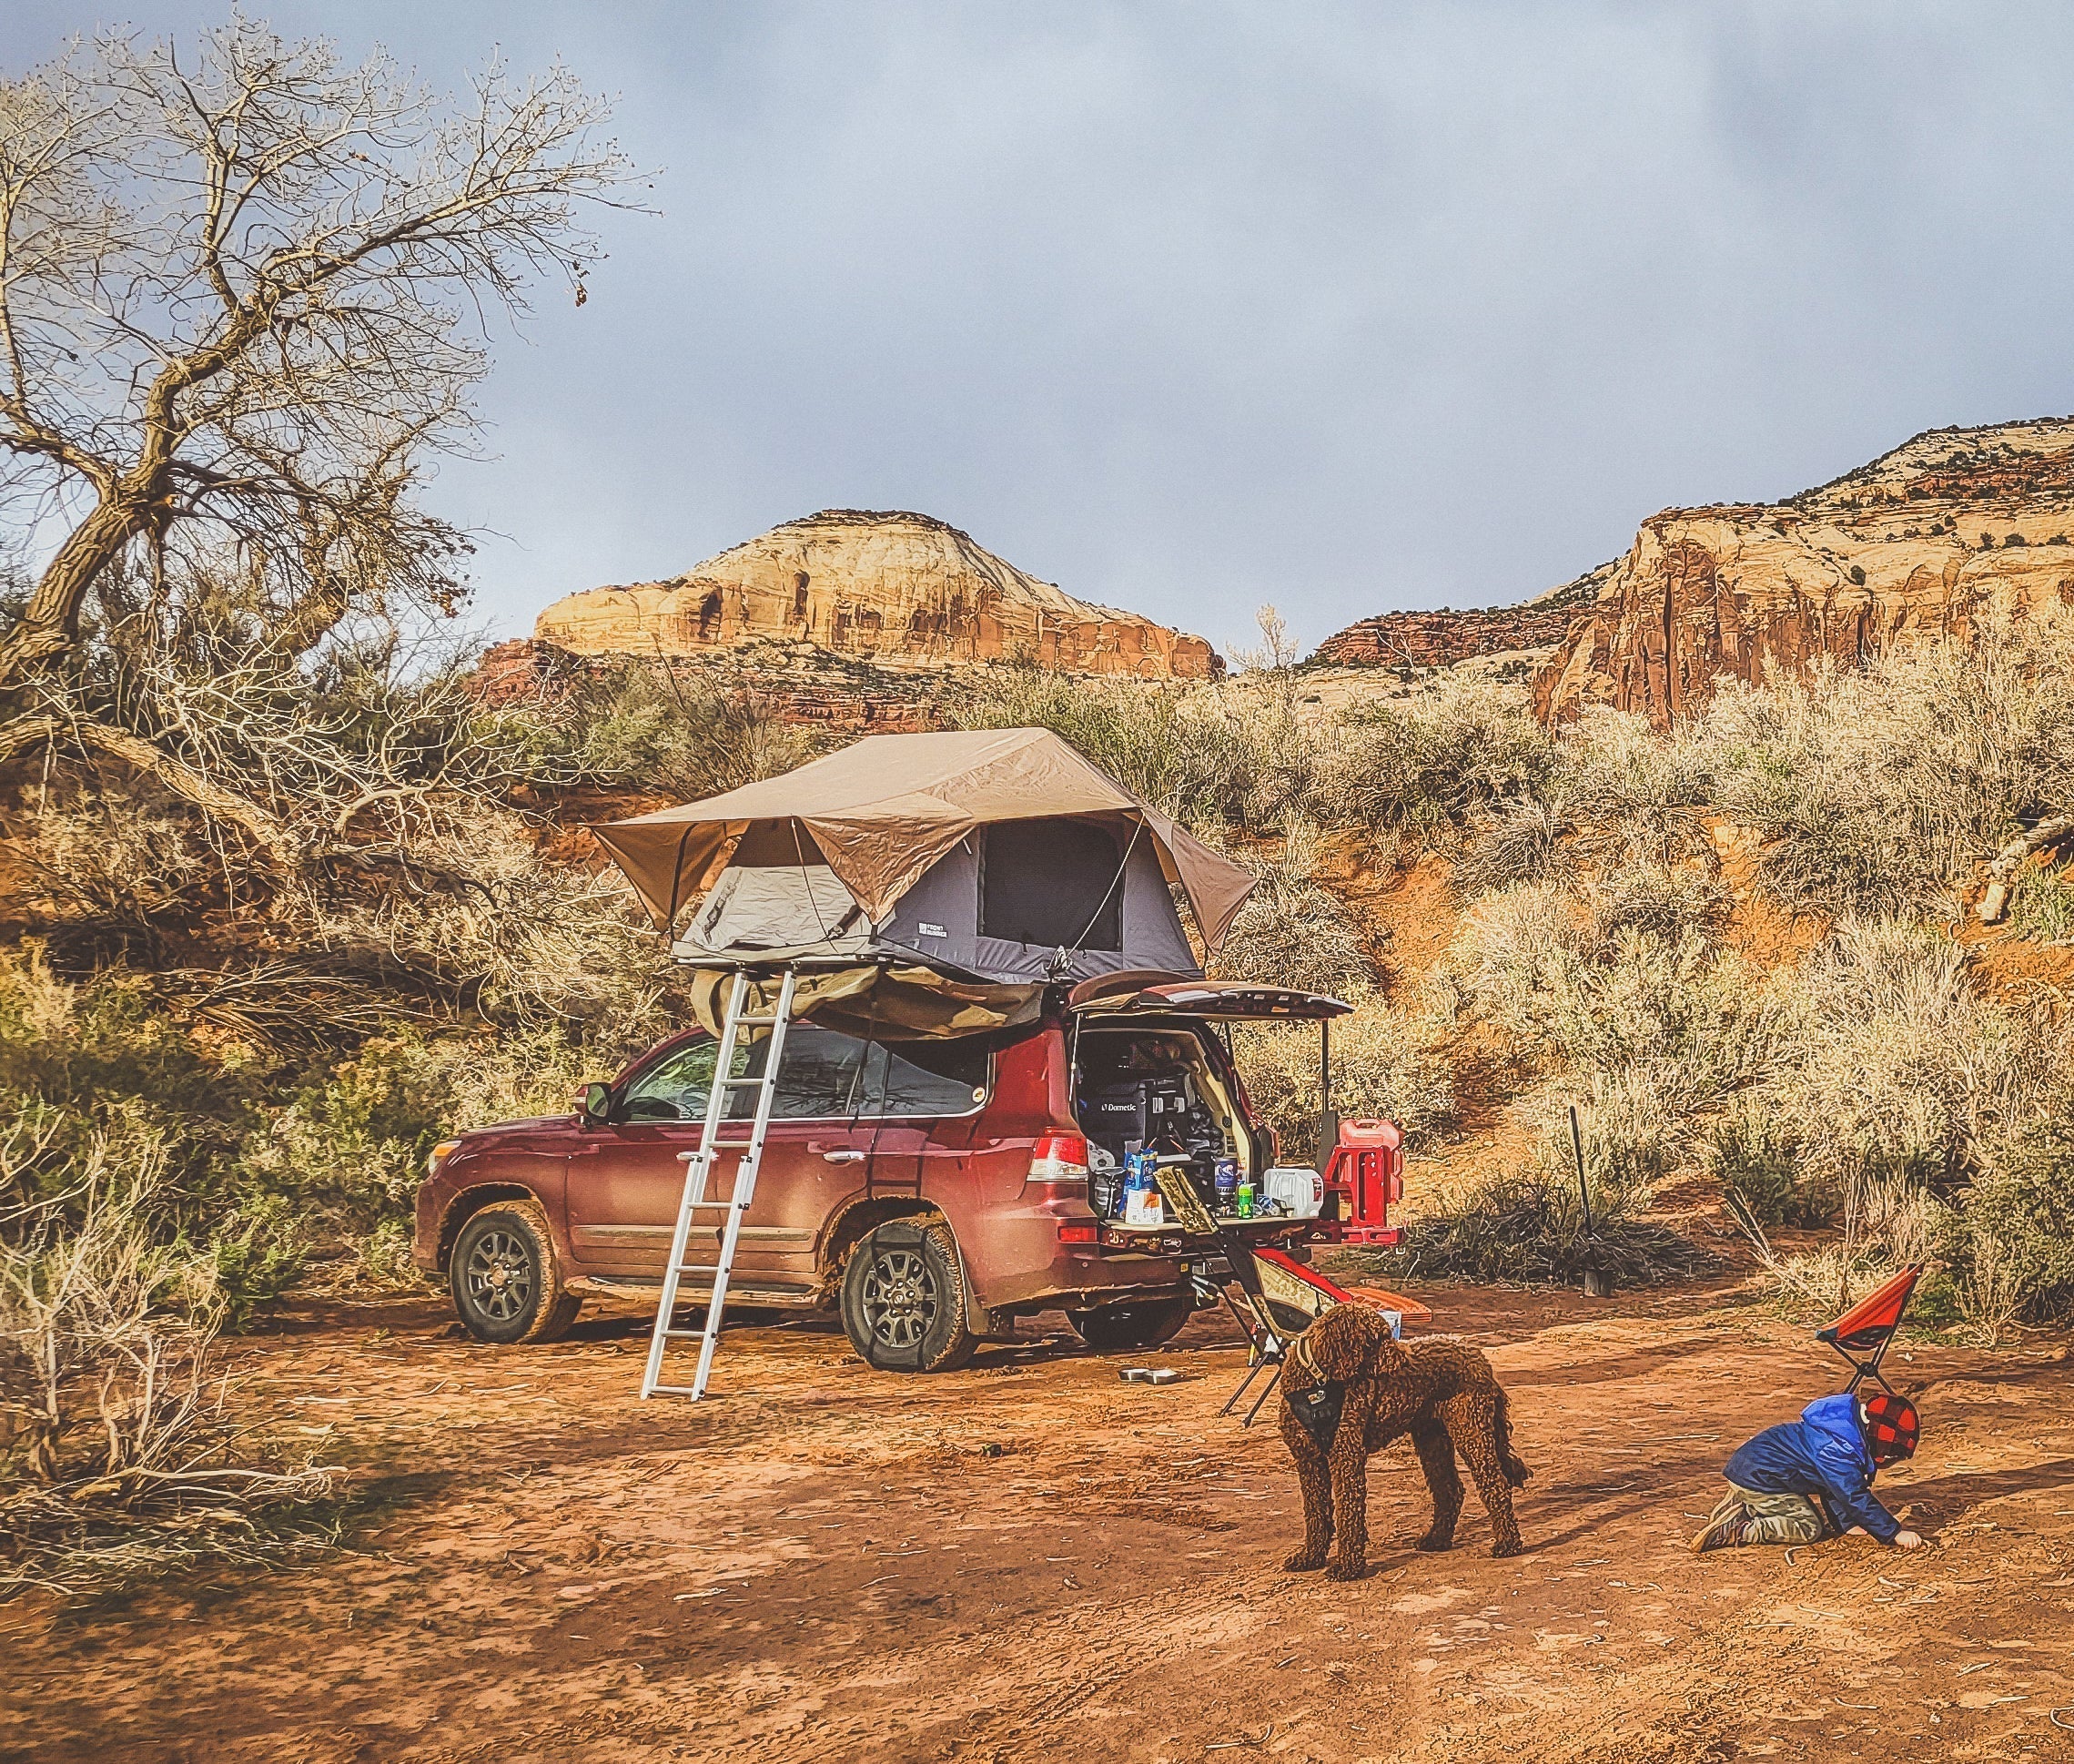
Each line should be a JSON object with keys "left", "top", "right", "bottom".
{"left": 1067, "top": 1295, "right": 1193, "bottom": 1353}
{"left": 450, "top": 1201, "right": 581, "bottom": 1345}
{"left": 840, "top": 1219, "right": 978, "bottom": 1374}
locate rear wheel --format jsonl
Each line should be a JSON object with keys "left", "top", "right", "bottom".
{"left": 840, "top": 1220, "right": 978, "bottom": 1374}
{"left": 1067, "top": 1295, "right": 1193, "bottom": 1353}
{"left": 450, "top": 1201, "right": 581, "bottom": 1345}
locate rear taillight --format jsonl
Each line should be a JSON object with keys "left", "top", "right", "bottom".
{"left": 1057, "top": 1222, "right": 1099, "bottom": 1244}
{"left": 1029, "top": 1131, "right": 1089, "bottom": 1184}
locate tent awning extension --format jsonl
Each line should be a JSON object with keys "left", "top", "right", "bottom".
{"left": 588, "top": 726, "right": 1258, "bottom": 951}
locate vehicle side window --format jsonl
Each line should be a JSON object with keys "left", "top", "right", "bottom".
{"left": 860, "top": 1037, "right": 991, "bottom": 1118}
{"left": 730, "top": 1027, "right": 870, "bottom": 1120}
{"left": 621, "top": 1039, "right": 729, "bottom": 1121}
{"left": 617, "top": 1027, "right": 987, "bottom": 1124}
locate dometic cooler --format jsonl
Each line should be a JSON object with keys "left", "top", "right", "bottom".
{"left": 1321, "top": 1117, "right": 1403, "bottom": 1245}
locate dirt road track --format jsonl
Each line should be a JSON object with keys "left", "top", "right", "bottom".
{"left": 4, "top": 1281, "right": 2071, "bottom": 1762}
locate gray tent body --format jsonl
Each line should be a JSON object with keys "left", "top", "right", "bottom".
{"left": 676, "top": 812, "right": 1199, "bottom": 983}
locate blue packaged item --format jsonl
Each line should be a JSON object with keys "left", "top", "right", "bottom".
{"left": 1214, "top": 1157, "right": 1239, "bottom": 1211}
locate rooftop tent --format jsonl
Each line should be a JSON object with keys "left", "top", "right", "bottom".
{"left": 588, "top": 727, "right": 1257, "bottom": 986}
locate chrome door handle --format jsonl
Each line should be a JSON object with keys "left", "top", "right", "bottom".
{"left": 822, "top": 1149, "right": 866, "bottom": 1164}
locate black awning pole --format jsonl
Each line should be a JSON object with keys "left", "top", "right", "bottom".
{"left": 1316, "top": 1017, "right": 1337, "bottom": 1171}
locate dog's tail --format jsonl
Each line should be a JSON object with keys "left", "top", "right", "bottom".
{"left": 1494, "top": 1386, "right": 1531, "bottom": 1486}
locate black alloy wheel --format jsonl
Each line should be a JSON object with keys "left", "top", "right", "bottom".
{"left": 450, "top": 1201, "right": 581, "bottom": 1345}
{"left": 840, "top": 1219, "right": 979, "bottom": 1374}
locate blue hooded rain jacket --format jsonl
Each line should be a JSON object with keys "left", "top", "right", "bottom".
{"left": 1723, "top": 1393, "right": 1901, "bottom": 1543}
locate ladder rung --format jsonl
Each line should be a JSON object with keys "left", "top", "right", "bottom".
{"left": 660, "top": 1327, "right": 705, "bottom": 1339}
{"left": 716, "top": 1074, "right": 774, "bottom": 1090}
{"left": 683, "top": 1198, "right": 737, "bottom": 1209}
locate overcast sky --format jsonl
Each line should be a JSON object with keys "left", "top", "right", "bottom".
{"left": 8, "top": 3, "right": 2074, "bottom": 655}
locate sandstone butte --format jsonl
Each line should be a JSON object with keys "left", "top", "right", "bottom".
{"left": 1533, "top": 416, "right": 2074, "bottom": 724}
{"left": 531, "top": 508, "right": 1220, "bottom": 680}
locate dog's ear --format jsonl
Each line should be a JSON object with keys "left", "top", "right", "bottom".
{"left": 1300, "top": 1308, "right": 1361, "bottom": 1381}
{"left": 1362, "top": 1333, "right": 1411, "bottom": 1380}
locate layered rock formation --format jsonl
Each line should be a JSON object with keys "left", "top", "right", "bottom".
{"left": 470, "top": 638, "right": 941, "bottom": 733}
{"left": 534, "top": 509, "right": 1220, "bottom": 680}
{"left": 1313, "top": 603, "right": 1574, "bottom": 671}
{"left": 1534, "top": 418, "right": 2074, "bottom": 723}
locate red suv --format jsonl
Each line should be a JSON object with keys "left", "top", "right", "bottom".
{"left": 413, "top": 978, "right": 1351, "bottom": 1371}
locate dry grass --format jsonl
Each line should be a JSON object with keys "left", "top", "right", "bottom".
{"left": 0, "top": 1146, "right": 341, "bottom": 1597}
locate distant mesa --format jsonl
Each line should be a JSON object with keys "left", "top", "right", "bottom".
{"left": 1534, "top": 416, "right": 2074, "bottom": 724}
{"left": 532, "top": 508, "right": 1221, "bottom": 680}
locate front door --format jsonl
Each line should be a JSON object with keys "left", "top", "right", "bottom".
{"left": 564, "top": 1028, "right": 875, "bottom": 1300}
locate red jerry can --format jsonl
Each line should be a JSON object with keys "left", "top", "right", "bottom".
{"left": 1322, "top": 1118, "right": 1403, "bottom": 1244}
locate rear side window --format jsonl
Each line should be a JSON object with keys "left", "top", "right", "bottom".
{"left": 981, "top": 818, "right": 1123, "bottom": 950}
{"left": 619, "top": 1028, "right": 987, "bottom": 1121}
{"left": 860, "top": 1037, "right": 991, "bottom": 1117}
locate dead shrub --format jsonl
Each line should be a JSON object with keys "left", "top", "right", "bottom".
{"left": 1231, "top": 1005, "right": 1456, "bottom": 1164}
{"left": 1314, "top": 676, "right": 1556, "bottom": 836}
{"left": 1210, "top": 823, "right": 1381, "bottom": 999}
{"left": 1350, "top": 1164, "right": 1715, "bottom": 1287}
{"left": 0, "top": 1146, "right": 340, "bottom": 1596}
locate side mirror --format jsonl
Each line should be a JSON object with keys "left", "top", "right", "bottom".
{"left": 577, "top": 1082, "right": 613, "bottom": 1124}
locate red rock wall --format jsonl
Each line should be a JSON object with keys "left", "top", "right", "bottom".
{"left": 1313, "top": 605, "right": 1574, "bottom": 670}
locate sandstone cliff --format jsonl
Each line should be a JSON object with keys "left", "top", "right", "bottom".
{"left": 1534, "top": 418, "right": 2074, "bottom": 723}
{"left": 533, "top": 509, "right": 1220, "bottom": 680}
{"left": 1313, "top": 603, "right": 1574, "bottom": 671}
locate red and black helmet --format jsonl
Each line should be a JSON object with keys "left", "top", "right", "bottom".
{"left": 1860, "top": 1392, "right": 1920, "bottom": 1464}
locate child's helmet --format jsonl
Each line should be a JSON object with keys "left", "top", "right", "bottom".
{"left": 1860, "top": 1392, "right": 1920, "bottom": 1463}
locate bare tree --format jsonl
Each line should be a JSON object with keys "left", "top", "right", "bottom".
{"left": 0, "top": 15, "right": 636, "bottom": 709}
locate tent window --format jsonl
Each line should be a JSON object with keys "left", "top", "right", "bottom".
{"left": 981, "top": 819, "right": 1124, "bottom": 951}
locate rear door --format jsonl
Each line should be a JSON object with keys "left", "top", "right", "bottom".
{"left": 563, "top": 1028, "right": 875, "bottom": 1299}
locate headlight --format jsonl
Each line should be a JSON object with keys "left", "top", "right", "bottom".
{"left": 426, "top": 1139, "right": 461, "bottom": 1180}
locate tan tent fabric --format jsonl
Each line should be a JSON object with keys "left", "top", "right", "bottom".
{"left": 688, "top": 964, "right": 1046, "bottom": 1041}
{"left": 591, "top": 727, "right": 1256, "bottom": 949}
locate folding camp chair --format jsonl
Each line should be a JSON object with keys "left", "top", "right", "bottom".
{"left": 1817, "top": 1263, "right": 1922, "bottom": 1395}
{"left": 1216, "top": 1240, "right": 1430, "bottom": 1425}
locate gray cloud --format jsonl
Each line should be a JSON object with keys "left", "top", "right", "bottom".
{"left": 6, "top": 1, "right": 2072, "bottom": 654}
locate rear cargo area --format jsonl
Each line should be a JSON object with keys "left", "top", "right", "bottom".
{"left": 1071, "top": 1022, "right": 1265, "bottom": 1223}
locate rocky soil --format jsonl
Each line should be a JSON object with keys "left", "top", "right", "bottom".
{"left": 5, "top": 1286, "right": 2070, "bottom": 1764}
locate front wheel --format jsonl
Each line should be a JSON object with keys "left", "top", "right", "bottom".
{"left": 450, "top": 1201, "right": 581, "bottom": 1345}
{"left": 840, "top": 1219, "right": 978, "bottom": 1374}
{"left": 1067, "top": 1295, "right": 1193, "bottom": 1353}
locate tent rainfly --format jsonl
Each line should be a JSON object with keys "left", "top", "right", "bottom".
{"left": 588, "top": 727, "right": 1257, "bottom": 986}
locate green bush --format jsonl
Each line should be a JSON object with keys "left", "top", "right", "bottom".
{"left": 2006, "top": 856, "right": 2074, "bottom": 944}
{"left": 1703, "top": 1107, "right": 1832, "bottom": 1228}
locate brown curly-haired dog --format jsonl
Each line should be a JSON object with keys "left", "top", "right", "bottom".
{"left": 1280, "top": 1304, "right": 1530, "bottom": 1581}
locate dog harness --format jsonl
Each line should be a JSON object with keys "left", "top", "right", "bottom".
{"left": 1288, "top": 1379, "right": 1347, "bottom": 1453}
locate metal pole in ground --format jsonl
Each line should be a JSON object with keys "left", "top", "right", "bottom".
{"left": 1570, "top": 1103, "right": 1614, "bottom": 1299}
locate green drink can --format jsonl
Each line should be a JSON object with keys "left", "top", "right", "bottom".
{"left": 1236, "top": 1183, "right": 1255, "bottom": 1220}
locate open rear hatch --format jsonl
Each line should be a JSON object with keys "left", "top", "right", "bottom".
{"left": 1067, "top": 972, "right": 1351, "bottom": 1242}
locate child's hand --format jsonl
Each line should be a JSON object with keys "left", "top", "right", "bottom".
{"left": 1893, "top": 1529, "right": 1924, "bottom": 1550}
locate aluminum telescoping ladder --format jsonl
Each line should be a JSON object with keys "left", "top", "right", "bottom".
{"left": 641, "top": 968, "right": 799, "bottom": 1400}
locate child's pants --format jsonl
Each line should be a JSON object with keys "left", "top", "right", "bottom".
{"left": 1706, "top": 1481, "right": 1826, "bottom": 1545}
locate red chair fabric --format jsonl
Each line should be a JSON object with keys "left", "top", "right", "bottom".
{"left": 1816, "top": 1263, "right": 1922, "bottom": 1394}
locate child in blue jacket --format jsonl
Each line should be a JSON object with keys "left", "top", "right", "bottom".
{"left": 1691, "top": 1390, "right": 1923, "bottom": 1552}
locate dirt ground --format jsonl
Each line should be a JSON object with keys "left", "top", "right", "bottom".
{"left": 5, "top": 1278, "right": 2073, "bottom": 1764}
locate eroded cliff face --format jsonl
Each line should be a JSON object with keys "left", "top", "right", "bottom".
{"left": 534, "top": 509, "right": 1220, "bottom": 680}
{"left": 1313, "top": 604, "right": 1574, "bottom": 671}
{"left": 1534, "top": 419, "right": 2074, "bottom": 723}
